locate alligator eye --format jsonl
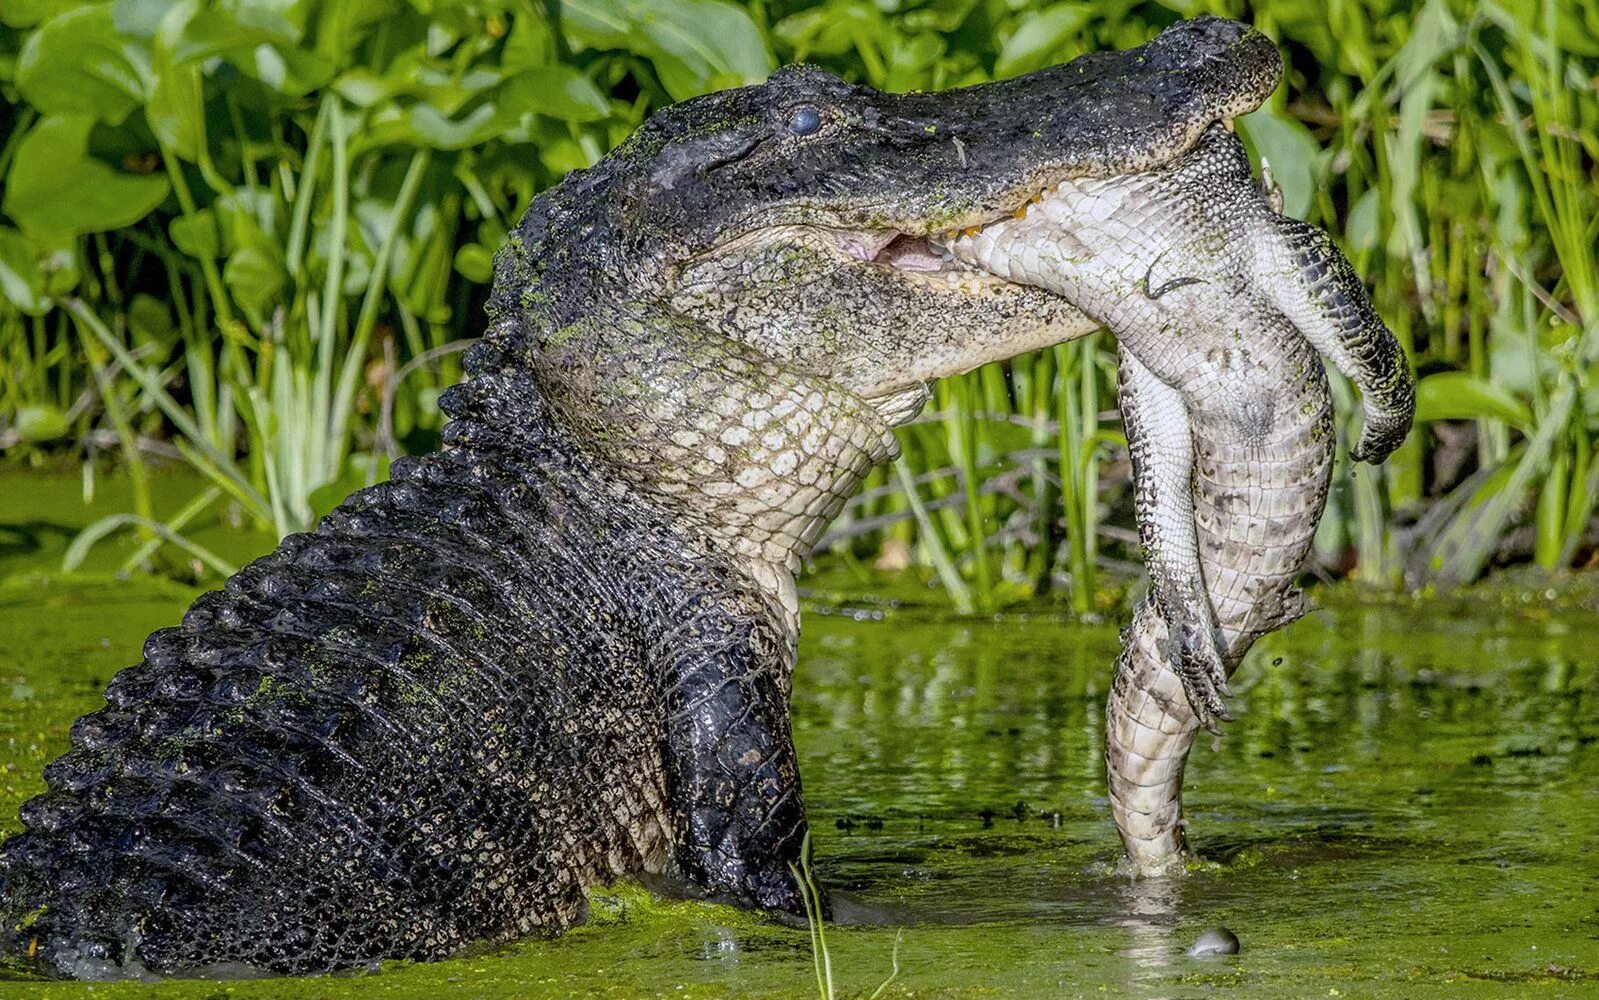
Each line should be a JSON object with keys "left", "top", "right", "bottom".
{"left": 787, "top": 107, "right": 822, "bottom": 136}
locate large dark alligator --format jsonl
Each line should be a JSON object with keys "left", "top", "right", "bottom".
{"left": 0, "top": 17, "right": 1410, "bottom": 978}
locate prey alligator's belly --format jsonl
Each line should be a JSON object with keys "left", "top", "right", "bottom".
{"left": 944, "top": 126, "right": 1403, "bottom": 871}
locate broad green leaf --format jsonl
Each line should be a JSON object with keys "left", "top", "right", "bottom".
{"left": 145, "top": 51, "right": 206, "bottom": 161}
{"left": 453, "top": 243, "right": 494, "bottom": 284}
{"left": 14, "top": 405, "right": 70, "bottom": 442}
{"left": 224, "top": 0, "right": 305, "bottom": 37}
{"left": 408, "top": 102, "right": 505, "bottom": 150}
{"left": 995, "top": 3, "right": 1091, "bottom": 79}
{"left": 773, "top": 2, "right": 883, "bottom": 60}
{"left": 16, "top": 5, "right": 151, "bottom": 124}
{"left": 159, "top": 0, "right": 327, "bottom": 95}
{"left": 501, "top": 66, "right": 613, "bottom": 122}
{"left": 313, "top": 0, "right": 399, "bottom": 63}
{"left": 169, "top": 209, "right": 222, "bottom": 258}
{"left": 882, "top": 30, "right": 947, "bottom": 92}
{"left": 501, "top": 11, "right": 558, "bottom": 71}
{"left": 248, "top": 42, "right": 336, "bottom": 97}
{"left": 1345, "top": 188, "right": 1381, "bottom": 253}
{"left": 3, "top": 116, "right": 170, "bottom": 239}
{"left": 128, "top": 292, "right": 177, "bottom": 348}
{"left": 563, "top": 0, "right": 774, "bottom": 101}
{"left": 224, "top": 236, "right": 286, "bottom": 317}
{"left": 114, "top": 0, "right": 181, "bottom": 38}
{"left": 1413, "top": 372, "right": 1534, "bottom": 430}
{"left": 40, "top": 239, "right": 81, "bottom": 298}
{"left": 2, "top": 0, "right": 75, "bottom": 29}
{"left": 0, "top": 227, "right": 48, "bottom": 315}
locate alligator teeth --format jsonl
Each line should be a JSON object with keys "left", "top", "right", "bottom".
{"left": 1011, "top": 191, "right": 1047, "bottom": 220}
{"left": 1222, "top": 118, "right": 1235, "bottom": 134}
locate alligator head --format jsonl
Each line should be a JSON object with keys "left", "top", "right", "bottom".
{"left": 476, "top": 16, "right": 1282, "bottom": 621}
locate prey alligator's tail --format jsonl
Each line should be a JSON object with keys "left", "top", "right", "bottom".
{"left": 0, "top": 407, "right": 672, "bottom": 978}
{"left": 1106, "top": 331, "right": 1335, "bottom": 869}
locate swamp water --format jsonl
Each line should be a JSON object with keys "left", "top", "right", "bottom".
{"left": 0, "top": 476, "right": 1596, "bottom": 997}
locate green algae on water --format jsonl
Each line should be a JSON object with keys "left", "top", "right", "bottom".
{"left": 1, "top": 476, "right": 1597, "bottom": 997}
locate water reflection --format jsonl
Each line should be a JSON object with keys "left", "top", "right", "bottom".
{"left": 794, "top": 601, "right": 1599, "bottom": 949}
{"left": 1, "top": 587, "right": 1595, "bottom": 993}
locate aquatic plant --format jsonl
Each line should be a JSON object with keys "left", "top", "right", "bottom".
{"left": 790, "top": 832, "right": 903, "bottom": 1000}
{"left": 0, "top": 0, "right": 1593, "bottom": 602}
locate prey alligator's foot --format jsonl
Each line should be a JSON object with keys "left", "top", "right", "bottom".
{"left": 1154, "top": 583, "right": 1232, "bottom": 734}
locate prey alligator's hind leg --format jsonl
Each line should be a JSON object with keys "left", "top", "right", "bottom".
{"left": 1117, "top": 345, "right": 1230, "bottom": 733}
{"left": 659, "top": 595, "right": 808, "bottom": 915}
{"left": 1107, "top": 334, "right": 1335, "bottom": 872}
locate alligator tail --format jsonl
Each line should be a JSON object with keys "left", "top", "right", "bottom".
{"left": 0, "top": 420, "right": 670, "bottom": 978}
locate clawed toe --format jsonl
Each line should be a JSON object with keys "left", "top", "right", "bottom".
{"left": 1161, "top": 610, "right": 1233, "bottom": 733}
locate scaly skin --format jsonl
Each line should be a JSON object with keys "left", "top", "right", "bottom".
{"left": 947, "top": 127, "right": 1412, "bottom": 872}
{"left": 0, "top": 18, "right": 1392, "bottom": 977}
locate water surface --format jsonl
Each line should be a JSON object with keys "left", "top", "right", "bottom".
{"left": 0, "top": 477, "right": 1595, "bottom": 996}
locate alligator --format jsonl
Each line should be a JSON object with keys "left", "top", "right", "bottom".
{"left": 0, "top": 16, "right": 1410, "bottom": 979}
{"left": 946, "top": 125, "right": 1413, "bottom": 870}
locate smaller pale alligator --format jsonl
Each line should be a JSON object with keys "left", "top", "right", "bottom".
{"left": 946, "top": 125, "right": 1413, "bottom": 872}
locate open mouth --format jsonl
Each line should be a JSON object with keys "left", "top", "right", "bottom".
{"left": 837, "top": 117, "right": 1245, "bottom": 285}
{"left": 839, "top": 229, "right": 1004, "bottom": 284}
{"left": 836, "top": 195, "right": 1055, "bottom": 286}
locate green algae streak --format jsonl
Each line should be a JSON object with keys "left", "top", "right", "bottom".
{"left": 1, "top": 474, "right": 1596, "bottom": 997}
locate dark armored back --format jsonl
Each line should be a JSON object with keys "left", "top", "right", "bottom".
{"left": 0, "top": 374, "right": 692, "bottom": 976}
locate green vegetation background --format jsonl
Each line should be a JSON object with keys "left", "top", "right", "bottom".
{"left": 0, "top": 0, "right": 1595, "bottom": 611}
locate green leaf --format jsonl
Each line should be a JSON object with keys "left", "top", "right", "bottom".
{"left": 313, "top": 0, "right": 398, "bottom": 63}
{"left": 16, "top": 5, "right": 151, "bottom": 124}
{"left": 113, "top": 0, "right": 181, "bottom": 38}
{"left": 224, "top": 234, "right": 286, "bottom": 316}
{"left": 127, "top": 292, "right": 176, "bottom": 348}
{"left": 501, "top": 66, "right": 614, "bottom": 122}
{"left": 408, "top": 102, "right": 505, "bottom": 150}
{"left": 1413, "top": 372, "right": 1534, "bottom": 430}
{"left": 13, "top": 404, "right": 69, "bottom": 443}
{"left": 145, "top": 51, "right": 206, "bottom": 161}
{"left": 1, "top": 0, "right": 75, "bottom": 30}
{"left": 453, "top": 243, "right": 493, "bottom": 284}
{"left": 502, "top": 11, "right": 558, "bottom": 72}
{"left": 563, "top": 0, "right": 774, "bottom": 101}
{"left": 773, "top": 3, "right": 883, "bottom": 60}
{"left": 3, "top": 116, "right": 170, "bottom": 239}
{"left": 1345, "top": 188, "right": 1381, "bottom": 253}
{"left": 169, "top": 208, "right": 221, "bottom": 258}
{"left": 0, "top": 227, "right": 48, "bottom": 315}
{"left": 995, "top": 4, "right": 1091, "bottom": 79}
